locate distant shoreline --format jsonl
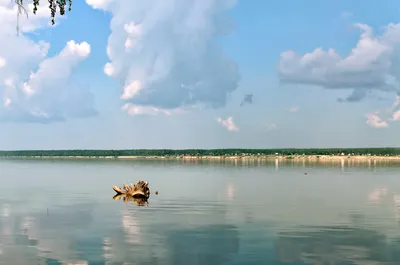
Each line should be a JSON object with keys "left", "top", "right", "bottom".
{"left": 3, "top": 154, "right": 400, "bottom": 162}
{"left": 2, "top": 148, "right": 400, "bottom": 162}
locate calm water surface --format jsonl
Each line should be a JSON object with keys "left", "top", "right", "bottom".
{"left": 1, "top": 159, "right": 400, "bottom": 264}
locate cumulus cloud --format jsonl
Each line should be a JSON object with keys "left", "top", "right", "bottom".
{"left": 0, "top": 1, "right": 96, "bottom": 123}
{"left": 122, "top": 103, "right": 184, "bottom": 116}
{"left": 217, "top": 116, "right": 238, "bottom": 132}
{"left": 391, "top": 110, "right": 400, "bottom": 121}
{"left": 364, "top": 94, "right": 400, "bottom": 128}
{"left": 240, "top": 94, "right": 253, "bottom": 106}
{"left": 366, "top": 113, "right": 388, "bottom": 128}
{"left": 278, "top": 23, "right": 400, "bottom": 102}
{"left": 22, "top": 41, "right": 91, "bottom": 97}
{"left": 86, "top": 0, "right": 240, "bottom": 115}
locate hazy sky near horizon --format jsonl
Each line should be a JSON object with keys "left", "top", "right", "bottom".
{"left": 1, "top": 0, "right": 400, "bottom": 150}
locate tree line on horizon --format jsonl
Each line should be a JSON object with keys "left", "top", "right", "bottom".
{"left": 1, "top": 148, "right": 400, "bottom": 157}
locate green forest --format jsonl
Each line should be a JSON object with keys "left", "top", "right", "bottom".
{"left": 0, "top": 148, "right": 400, "bottom": 157}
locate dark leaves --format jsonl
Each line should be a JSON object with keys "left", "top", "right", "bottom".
{"left": 18, "top": 0, "right": 73, "bottom": 26}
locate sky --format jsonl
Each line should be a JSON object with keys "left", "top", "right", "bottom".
{"left": 1, "top": 0, "right": 400, "bottom": 150}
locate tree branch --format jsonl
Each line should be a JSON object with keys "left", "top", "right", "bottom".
{"left": 15, "top": 0, "right": 72, "bottom": 35}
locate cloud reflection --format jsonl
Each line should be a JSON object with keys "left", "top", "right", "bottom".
{"left": 0, "top": 201, "right": 95, "bottom": 264}
{"left": 165, "top": 224, "right": 239, "bottom": 265}
{"left": 368, "top": 188, "right": 388, "bottom": 203}
{"left": 121, "top": 206, "right": 142, "bottom": 245}
{"left": 226, "top": 183, "right": 235, "bottom": 201}
{"left": 276, "top": 224, "right": 400, "bottom": 264}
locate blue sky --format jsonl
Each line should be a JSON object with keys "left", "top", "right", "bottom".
{"left": 1, "top": 0, "right": 400, "bottom": 150}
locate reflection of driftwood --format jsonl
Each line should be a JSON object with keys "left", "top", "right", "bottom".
{"left": 112, "top": 180, "right": 150, "bottom": 198}
{"left": 113, "top": 194, "right": 149, "bottom": 206}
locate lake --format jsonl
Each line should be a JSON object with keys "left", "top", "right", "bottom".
{"left": 1, "top": 159, "right": 400, "bottom": 264}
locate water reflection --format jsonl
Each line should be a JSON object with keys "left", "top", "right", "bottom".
{"left": 2, "top": 196, "right": 400, "bottom": 264}
{"left": 226, "top": 183, "right": 235, "bottom": 201}
{"left": 165, "top": 224, "right": 239, "bottom": 265}
{"left": 113, "top": 193, "right": 149, "bottom": 206}
{"left": 276, "top": 224, "right": 400, "bottom": 264}
{"left": 121, "top": 206, "right": 142, "bottom": 245}
{"left": 368, "top": 188, "right": 388, "bottom": 204}
{"left": 9, "top": 157, "right": 400, "bottom": 170}
{"left": 3, "top": 160, "right": 400, "bottom": 264}
{"left": 97, "top": 198, "right": 237, "bottom": 264}
{"left": 0, "top": 201, "right": 95, "bottom": 264}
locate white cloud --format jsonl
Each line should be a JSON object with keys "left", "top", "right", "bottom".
{"left": 104, "top": 62, "right": 114, "bottom": 76}
{"left": 121, "top": 80, "right": 142, "bottom": 100}
{"left": 391, "top": 95, "right": 400, "bottom": 110}
{"left": 122, "top": 103, "right": 184, "bottom": 116}
{"left": 366, "top": 113, "right": 388, "bottom": 128}
{"left": 86, "top": 0, "right": 113, "bottom": 10}
{"left": 22, "top": 41, "right": 91, "bottom": 97}
{"left": 365, "top": 94, "right": 400, "bottom": 127}
{"left": 86, "top": 0, "right": 240, "bottom": 115}
{"left": 0, "top": 57, "right": 6, "bottom": 68}
{"left": 0, "top": 1, "right": 60, "bottom": 35}
{"left": 266, "top": 123, "right": 277, "bottom": 131}
{"left": 3, "top": 97, "right": 10, "bottom": 107}
{"left": 217, "top": 116, "right": 238, "bottom": 132}
{"left": 0, "top": 1, "right": 96, "bottom": 123}
{"left": 278, "top": 23, "right": 400, "bottom": 102}
{"left": 288, "top": 106, "right": 299, "bottom": 112}
{"left": 388, "top": 95, "right": 400, "bottom": 121}
{"left": 392, "top": 110, "right": 400, "bottom": 121}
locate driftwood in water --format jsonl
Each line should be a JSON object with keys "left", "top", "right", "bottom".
{"left": 112, "top": 180, "right": 152, "bottom": 206}
{"left": 112, "top": 180, "right": 150, "bottom": 198}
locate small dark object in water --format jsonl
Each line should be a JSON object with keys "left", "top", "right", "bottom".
{"left": 155, "top": 191, "right": 159, "bottom": 195}
{"left": 304, "top": 172, "right": 307, "bottom": 175}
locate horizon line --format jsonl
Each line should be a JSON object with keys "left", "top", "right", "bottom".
{"left": 1, "top": 147, "right": 400, "bottom": 152}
